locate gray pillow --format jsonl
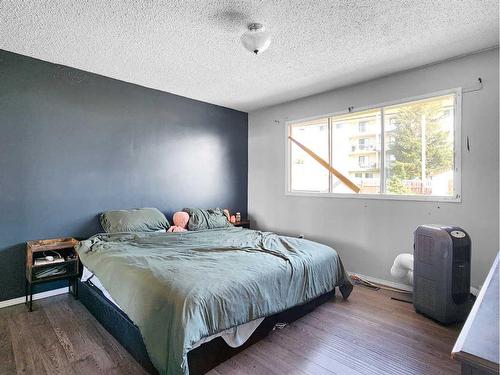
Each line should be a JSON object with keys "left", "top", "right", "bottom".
{"left": 183, "top": 208, "right": 232, "bottom": 231}
{"left": 100, "top": 208, "right": 170, "bottom": 233}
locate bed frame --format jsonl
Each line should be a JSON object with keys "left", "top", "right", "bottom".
{"left": 78, "top": 279, "right": 335, "bottom": 375}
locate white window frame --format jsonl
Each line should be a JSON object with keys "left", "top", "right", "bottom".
{"left": 285, "top": 88, "right": 462, "bottom": 202}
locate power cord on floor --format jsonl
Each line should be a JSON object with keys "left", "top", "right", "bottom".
{"left": 350, "top": 274, "right": 412, "bottom": 294}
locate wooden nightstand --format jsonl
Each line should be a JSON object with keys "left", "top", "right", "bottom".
{"left": 26, "top": 237, "right": 79, "bottom": 311}
{"left": 232, "top": 219, "right": 250, "bottom": 229}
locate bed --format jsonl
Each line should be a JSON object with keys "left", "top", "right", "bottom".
{"left": 76, "top": 227, "right": 352, "bottom": 375}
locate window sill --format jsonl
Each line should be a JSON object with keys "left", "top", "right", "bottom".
{"left": 285, "top": 191, "right": 461, "bottom": 203}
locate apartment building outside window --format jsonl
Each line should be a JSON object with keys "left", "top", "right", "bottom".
{"left": 287, "top": 90, "right": 461, "bottom": 201}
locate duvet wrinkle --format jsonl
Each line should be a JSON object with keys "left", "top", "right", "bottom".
{"left": 189, "top": 245, "right": 292, "bottom": 264}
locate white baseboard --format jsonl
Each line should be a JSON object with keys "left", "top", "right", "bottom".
{"left": 0, "top": 287, "right": 68, "bottom": 309}
{"left": 0, "top": 273, "right": 478, "bottom": 310}
{"left": 348, "top": 271, "right": 480, "bottom": 296}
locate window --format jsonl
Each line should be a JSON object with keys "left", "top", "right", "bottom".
{"left": 289, "top": 118, "right": 329, "bottom": 192}
{"left": 287, "top": 90, "right": 460, "bottom": 201}
{"left": 359, "top": 121, "right": 367, "bottom": 132}
{"left": 358, "top": 138, "right": 367, "bottom": 150}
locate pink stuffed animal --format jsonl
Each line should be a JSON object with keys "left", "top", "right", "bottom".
{"left": 167, "top": 211, "right": 189, "bottom": 232}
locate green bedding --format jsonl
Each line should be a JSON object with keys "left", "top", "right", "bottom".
{"left": 183, "top": 207, "right": 231, "bottom": 231}
{"left": 76, "top": 227, "right": 352, "bottom": 375}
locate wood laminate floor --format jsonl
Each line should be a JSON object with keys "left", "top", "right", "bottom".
{"left": 0, "top": 286, "right": 462, "bottom": 375}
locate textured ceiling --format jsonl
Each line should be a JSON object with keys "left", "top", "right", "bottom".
{"left": 0, "top": 1, "right": 498, "bottom": 112}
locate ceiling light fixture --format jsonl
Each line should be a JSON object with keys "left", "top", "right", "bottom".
{"left": 241, "top": 23, "right": 271, "bottom": 55}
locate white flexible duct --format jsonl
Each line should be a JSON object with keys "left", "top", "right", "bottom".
{"left": 390, "top": 253, "right": 414, "bottom": 285}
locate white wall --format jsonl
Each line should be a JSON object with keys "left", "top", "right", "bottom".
{"left": 248, "top": 49, "right": 499, "bottom": 289}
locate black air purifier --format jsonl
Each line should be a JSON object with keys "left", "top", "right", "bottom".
{"left": 413, "top": 224, "right": 471, "bottom": 324}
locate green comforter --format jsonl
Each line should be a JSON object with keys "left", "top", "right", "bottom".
{"left": 76, "top": 227, "right": 352, "bottom": 375}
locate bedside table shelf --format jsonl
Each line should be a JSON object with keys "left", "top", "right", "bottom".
{"left": 30, "top": 259, "right": 79, "bottom": 282}
{"left": 232, "top": 219, "right": 251, "bottom": 229}
{"left": 26, "top": 237, "right": 79, "bottom": 311}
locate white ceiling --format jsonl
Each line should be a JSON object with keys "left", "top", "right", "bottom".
{"left": 0, "top": 1, "right": 498, "bottom": 112}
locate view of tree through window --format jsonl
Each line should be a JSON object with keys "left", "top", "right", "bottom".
{"left": 288, "top": 93, "right": 457, "bottom": 199}
{"left": 384, "top": 95, "right": 454, "bottom": 196}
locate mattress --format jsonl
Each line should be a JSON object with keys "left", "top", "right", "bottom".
{"left": 81, "top": 266, "right": 264, "bottom": 350}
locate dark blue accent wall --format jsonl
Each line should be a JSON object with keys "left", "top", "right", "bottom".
{"left": 0, "top": 50, "right": 248, "bottom": 302}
